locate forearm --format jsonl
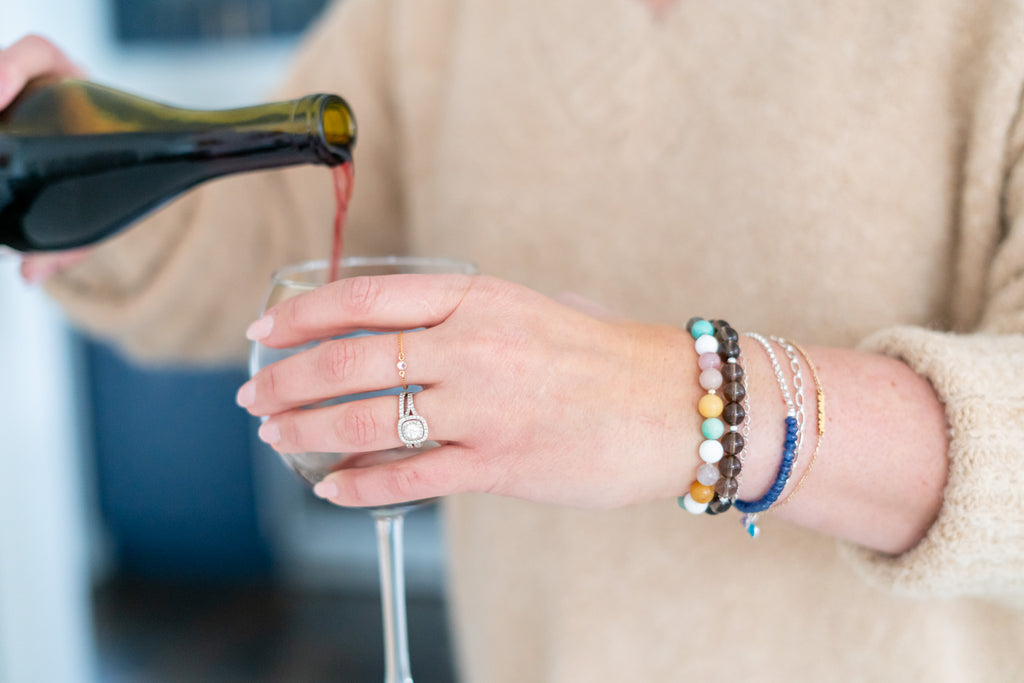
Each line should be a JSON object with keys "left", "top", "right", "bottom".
{"left": 734, "top": 340, "right": 949, "bottom": 555}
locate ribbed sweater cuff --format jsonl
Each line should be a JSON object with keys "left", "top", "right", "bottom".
{"left": 839, "top": 326, "right": 1024, "bottom": 606}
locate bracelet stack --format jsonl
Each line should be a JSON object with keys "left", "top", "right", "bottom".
{"left": 678, "top": 319, "right": 821, "bottom": 538}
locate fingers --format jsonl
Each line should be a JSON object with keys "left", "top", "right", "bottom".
{"left": 20, "top": 248, "right": 92, "bottom": 284}
{"left": 246, "top": 272, "right": 477, "bottom": 349}
{"left": 254, "top": 388, "right": 454, "bottom": 456}
{"left": 312, "top": 444, "right": 483, "bottom": 508}
{"left": 240, "top": 329, "right": 443, "bottom": 415}
{"left": 242, "top": 334, "right": 387, "bottom": 415}
{"left": 0, "top": 34, "right": 83, "bottom": 109}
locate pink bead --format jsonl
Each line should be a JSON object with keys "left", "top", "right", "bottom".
{"left": 698, "top": 352, "right": 722, "bottom": 370}
{"left": 699, "top": 369, "right": 723, "bottom": 391}
{"left": 697, "top": 463, "right": 721, "bottom": 486}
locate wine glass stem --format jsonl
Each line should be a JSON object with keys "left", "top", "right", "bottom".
{"left": 374, "top": 511, "right": 413, "bottom": 683}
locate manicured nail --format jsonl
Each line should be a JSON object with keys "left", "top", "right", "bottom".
{"left": 246, "top": 315, "right": 274, "bottom": 341}
{"left": 314, "top": 480, "right": 338, "bottom": 499}
{"left": 235, "top": 382, "right": 255, "bottom": 408}
{"left": 258, "top": 421, "right": 280, "bottom": 444}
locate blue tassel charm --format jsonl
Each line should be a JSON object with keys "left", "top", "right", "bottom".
{"left": 742, "top": 514, "right": 761, "bottom": 538}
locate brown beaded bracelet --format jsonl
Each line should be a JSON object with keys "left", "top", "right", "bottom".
{"left": 707, "top": 321, "right": 747, "bottom": 515}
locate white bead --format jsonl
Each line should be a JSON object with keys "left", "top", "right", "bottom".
{"left": 698, "top": 439, "right": 724, "bottom": 463}
{"left": 681, "top": 493, "right": 708, "bottom": 514}
{"left": 694, "top": 334, "right": 719, "bottom": 355}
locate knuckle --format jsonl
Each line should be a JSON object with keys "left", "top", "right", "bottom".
{"left": 287, "top": 294, "right": 316, "bottom": 332}
{"left": 273, "top": 417, "right": 296, "bottom": 451}
{"left": 339, "top": 408, "right": 379, "bottom": 450}
{"left": 320, "top": 340, "right": 362, "bottom": 383}
{"left": 259, "top": 363, "right": 279, "bottom": 399}
{"left": 339, "top": 275, "right": 381, "bottom": 315}
{"left": 332, "top": 473, "right": 360, "bottom": 505}
{"left": 388, "top": 466, "right": 424, "bottom": 501}
{"left": 344, "top": 472, "right": 375, "bottom": 507}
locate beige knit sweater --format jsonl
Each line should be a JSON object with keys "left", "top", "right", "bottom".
{"left": 47, "top": 0, "right": 1024, "bottom": 680}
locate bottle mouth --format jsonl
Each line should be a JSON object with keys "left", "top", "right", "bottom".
{"left": 319, "top": 96, "right": 356, "bottom": 164}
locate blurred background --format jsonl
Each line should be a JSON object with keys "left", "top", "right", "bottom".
{"left": 0, "top": 1, "right": 453, "bottom": 680}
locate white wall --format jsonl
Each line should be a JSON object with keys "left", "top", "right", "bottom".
{"left": 0, "top": 3, "right": 297, "bottom": 681}
{"left": 1, "top": 4, "right": 110, "bottom": 681}
{"left": 0, "top": 261, "right": 96, "bottom": 683}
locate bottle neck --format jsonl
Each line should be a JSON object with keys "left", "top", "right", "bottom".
{"left": 298, "top": 94, "right": 357, "bottom": 166}
{"left": 1, "top": 79, "right": 356, "bottom": 166}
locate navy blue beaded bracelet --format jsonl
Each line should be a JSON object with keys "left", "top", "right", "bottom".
{"left": 734, "top": 416, "right": 798, "bottom": 515}
{"left": 737, "top": 333, "right": 804, "bottom": 537}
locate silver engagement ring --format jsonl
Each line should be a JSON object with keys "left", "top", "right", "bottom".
{"left": 397, "top": 391, "right": 428, "bottom": 448}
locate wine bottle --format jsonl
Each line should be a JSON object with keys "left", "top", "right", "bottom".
{"left": 0, "top": 78, "right": 356, "bottom": 251}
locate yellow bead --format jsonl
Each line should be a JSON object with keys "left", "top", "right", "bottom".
{"left": 698, "top": 393, "right": 724, "bottom": 418}
{"left": 690, "top": 481, "right": 715, "bottom": 504}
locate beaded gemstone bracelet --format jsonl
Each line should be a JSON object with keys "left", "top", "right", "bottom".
{"left": 679, "top": 318, "right": 747, "bottom": 515}
{"left": 706, "top": 321, "right": 747, "bottom": 515}
{"left": 679, "top": 317, "right": 722, "bottom": 514}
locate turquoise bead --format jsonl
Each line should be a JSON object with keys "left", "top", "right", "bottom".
{"left": 690, "top": 319, "right": 714, "bottom": 339}
{"left": 701, "top": 417, "right": 725, "bottom": 440}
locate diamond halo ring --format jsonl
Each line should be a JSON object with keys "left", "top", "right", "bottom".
{"left": 397, "top": 391, "right": 428, "bottom": 448}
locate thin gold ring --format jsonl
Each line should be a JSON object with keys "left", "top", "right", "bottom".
{"left": 397, "top": 331, "right": 408, "bottom": 390}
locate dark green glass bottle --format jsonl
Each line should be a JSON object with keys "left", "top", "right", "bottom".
{"left": 0, "top": 78, "right": 356, "bottom": 251}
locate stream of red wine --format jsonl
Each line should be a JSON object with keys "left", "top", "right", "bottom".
{"left": 327, "top": 161, "right": 355, "bottom": 282}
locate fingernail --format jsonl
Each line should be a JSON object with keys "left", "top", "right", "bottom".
{"left": 246, "top": 315, "right": 274, "bottom": 341}
{"left": 314, "top": 480, "right": 338, "bottom": 499}
{"left": 258, "top": 421, "right": 280, "bottom": 444}
{"left": 235, "top": 382, "right": 255, "bottom": 408}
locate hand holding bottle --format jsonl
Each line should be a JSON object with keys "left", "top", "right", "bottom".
{"left": 0, "top": 34, "right": 92, "bottom": 282}
{"left": 1, "top": 36, "right": 355, "bottom": 282}
{"left": 0, "top": 34, "right": 83, "bottom": 108}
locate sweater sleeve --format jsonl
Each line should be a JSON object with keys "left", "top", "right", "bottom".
{"left": 841, "top": 328, "right": 1024, "bottom": 607}
{"left": 839, "top": 64, "right": 1024, "bottom": 606}
{"left": 43, "top": 0, "right": 404, "bottom": 364}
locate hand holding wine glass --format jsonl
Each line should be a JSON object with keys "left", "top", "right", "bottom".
{"left": 239, "top": 270, "right": 697, "bottom": 511}
{"left": 248, "top": 257, "right": 481, "bottom": 683}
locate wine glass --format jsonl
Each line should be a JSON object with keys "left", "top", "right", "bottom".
{"left": 250, "top": 255, "right": 477, "bottom": 683}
